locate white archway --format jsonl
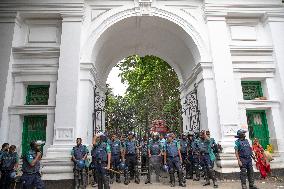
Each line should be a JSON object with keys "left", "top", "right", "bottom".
{"left": 80, "top": 8, "right": 211, "bottom": 86}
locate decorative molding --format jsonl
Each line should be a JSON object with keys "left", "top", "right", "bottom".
{"left": 179, "top": 62, "right": 213, "bottom": 93}
{"left": 61, "top": 12, "right": 83, "bottom": 22}
{"left": 0, "top": 11, "right": 17, "bottom": 23}
{"left": 80, "top": 62, "right": 107, "bottom": 92}
{"left": 222, "top": 124, "right": 239, "bottom": 136}
{"left": 262, "top": 12, "right": 284, "bottom": 23}
{"left": 12, "top": 46, "right": 60, "bottom": 59}
{"left": 55, "top": 128, "right": 74, "bottom": 141}
{"left": 8, "top": 105, "right": 55, "bottom": 115}
{"left": 0, "top": 2, "right": 84, "bottom": 13}
{"left": 134, "top": 0, "right": 153, "bottom": 16}
{"left": 238, "top": 100, "right": 280, "bottom": 109}
{"left": 230, "top": 45, "right": 274, "bottom": 56}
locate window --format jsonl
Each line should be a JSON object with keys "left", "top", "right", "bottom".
{"left": 25, "top": 85, "right": 49, "bottom": 105}
{"left": 241, "top": 81, "right": 263, "bottom": 100}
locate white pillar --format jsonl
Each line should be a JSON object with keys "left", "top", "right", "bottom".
{"left": 207, "top": 16, "right": 240, "bottom": 153}
{"left": 265, "top": 14, "right": 284, "bottom": 158}
{"left": 0, "top": 12, "right": 16, "bottom": 144}
{"left": 52, "top": 13, "right": 82, "bottom": 146}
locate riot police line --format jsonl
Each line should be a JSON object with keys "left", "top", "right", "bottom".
{"left": 71, "top": 130, "right": 221, "bottom": 189}
{"left": 0, "top": 129, "right": 259, "bottom": 189}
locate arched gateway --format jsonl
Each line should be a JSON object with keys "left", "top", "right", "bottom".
{"left": 0, "top": 0, "right": 284, "bottom": 181}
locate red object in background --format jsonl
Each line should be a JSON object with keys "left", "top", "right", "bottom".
{"left": 252, "top": 140, "right": 271, "bottom": 179}
{"left": 150, "top": 120, "right": 169, "bottom": 134}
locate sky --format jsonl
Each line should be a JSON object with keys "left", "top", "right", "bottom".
{"left": 106, "top": 66, "right": 128, "bottom": 96}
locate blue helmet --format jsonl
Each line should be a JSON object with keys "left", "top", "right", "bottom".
{"left": 76, "top": 160, "right": 85, "bottom": 170}
{"left": 118, "top": 162, "right": 127, "bottom": 171}
{"left": 162, "top": 164, "right": 169, "bottom": 173}
{"left": 9, "top": 171, "right": 16, "bottom": 179}
{"left": 236, "top": 129, "right": 246, "bottom": 138}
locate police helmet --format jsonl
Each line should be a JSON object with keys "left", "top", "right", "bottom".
{"left": 153, "top": 132, "right": 160, "bottom": 137}
{"left": 118, "top": 162, "right": 127, "bottom": 171}
{"left": 188, "top": 131, "right": 194, "bottom": 136}
{"left": 9, "top": 171, "right": 16, "bottom": 179}
{"left": 236, "top": 129, "right": 246, "bottom": 138}
{"left": 162, "top": 164, "right": 169, "bottom": 173}
{"left": 76, "top": 160, "right": 85, "bottom": 170}
{"left": 128, "top": 131, "right": 135, "bottom": 136}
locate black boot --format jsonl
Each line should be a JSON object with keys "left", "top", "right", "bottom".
{"left": 124, "top": 169, "right": 130, "bottom": 185}
{"left": 178, "top": 171, "right": 186, "bottom": 187}
{"left": 170, "top": 173, "right": 175, "bottom": 187}
{"left": 248, "top": 167, "right": 258, "bottom": 189}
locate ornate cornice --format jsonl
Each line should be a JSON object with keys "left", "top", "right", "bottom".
{"left": 179, "top": 62, "right": 213, "bottom": 93}
{"left": 12, "top": 46, "right": 60, "bottom": 59}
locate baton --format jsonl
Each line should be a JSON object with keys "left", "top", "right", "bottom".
{"left": 104, "top": 167, "right": 122, "bottom": 174}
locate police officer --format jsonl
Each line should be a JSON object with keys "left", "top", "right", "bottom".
{"left": 71, "top": 138, "right": 89, "bottom": 189}
{"left": 109, "top": 133, "right": 122, "bottom": 183}
{"left": 192, "top": 132, "right": 201, "bottom": 181}
{"left": 206, "top": 130, "right": 218, "bottom": 168}
{"left": 123, "top": 131, "right": 140, "bottom": 185}
{"left": 180, "top": 133, "right": 190, "bottom": 179}
{"left": 0, "top": 145, "right": 19, "bottom": 189}
{"left": 93, "top": 132, "right": 111, "bottom": 189}
{"left": 140, "top": 135, "right": 148, "bottom": 173}
{"left": 0, "top": 143, "right": 9, "bottom": 179}
{"left": 21, "top": 141, "right": 44, "bottom": 189}
{"left": 145, "top": 132, "right": 163, "bottom": 184}
{"left": 187, "top": 131, "right": 194, "bottom": 179}
{"left": 199, "top": 130, "right": 218, "bottom": 188}
{"left": 163, "top": 133, "right": 186, "bottom": 187}
{"left": 235, "top": 129, "right": 258, "bottom": 189}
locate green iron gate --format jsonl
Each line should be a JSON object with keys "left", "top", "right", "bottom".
{"left": 22, "top": 115, "right": 47, "bottom": 155}
{"left": 246, "top": 110, "right": 270, "bottom": 149}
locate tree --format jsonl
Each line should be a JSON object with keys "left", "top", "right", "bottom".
{"left": 117, "top": 55, "right": 181, "bottom": 133}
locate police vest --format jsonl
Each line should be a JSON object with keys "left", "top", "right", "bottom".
{"left": 199, "top": 139, "right": 210, "bottom": 154}
{"left": 22, "top": 150, "right": 40, "bottom": 174}
{"left": 150, "top": 141, "right": 161, "bottom": 155}
{"left": 166, "top": 142, "right": 179, "bottom": 157}
{"left": 1, "top": 152, "right": 17, "bottom": 171}
{"left": 238, "top": 139, "right": 252, "bottom": 158}
{"left": 110, "top": 140, "right": 121, "bottom": 156}
{"left": 125, "top": 140, "right": 136, "bottom": 155}
{"left": 141, "top": 141, "right": 148, "bottom": 156}
{"left": 180, "top": 140, "right": 188, "bottom": 154}
{"left": 94, "top": 142, "right": 108, "bottom": 162}
{"left": 73, "top": 145, "right": 87, "bottom": 160}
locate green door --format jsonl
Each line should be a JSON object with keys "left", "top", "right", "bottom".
{"left": 22, "top": 115, "right": 47, "bottom": 155}
{"left": 246, "top": 110, "right": 270, "bottom": 149}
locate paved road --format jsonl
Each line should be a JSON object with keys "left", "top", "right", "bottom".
{"left": 88, "top": 176, "right": 284, "bottom": 189}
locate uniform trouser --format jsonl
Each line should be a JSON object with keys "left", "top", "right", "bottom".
{"left": 74, "top": 168, "right": 87, "bottom": 188}
{"left": 21, "top": 172, "right": 44, "bottom": 189}
{"left": 167, "top": 156, "right": 183, "bottom": 184}
{"left": 110, "top": 155, "right": 121, "bottom": 181}
{"left": 0, "top": 170, "right": 13, "bottom": 189}
{"left": 192, "top": 154, "right": 200, "bottom": 179}
{"left": 95, "top": 161, "right": 110, "bottom": 189}
{"left": 188, "top": 155, "right": 194, "bottom": 177}
{"left": 125, "top": 154, "right": 139, "bottom": 181}
{"left": 181, "top": 153, "right": 190, "bottom": 175}
{"left": 141, "top": 155, "right": 148, "bottom": 171}
{"left": 200, "top": 153, "right": 216, "bottom": 183}
{"left": 147, "top": 155, "right": 162, "bottom": 182}
{"left": 240, "top": 157, "right": 254, "bottom": 187}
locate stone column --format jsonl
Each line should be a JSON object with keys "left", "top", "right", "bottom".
{"left": 206, "top": 16, "right": 240, "bottom": 153}
{"left": 0, "top": 12, "right": 17, "bottom": 143}
{"left": 265, "top": 13, "right": 284, "bottom": 157}
{"left": 49, "top": 13, "right": 82, "bottom": 151}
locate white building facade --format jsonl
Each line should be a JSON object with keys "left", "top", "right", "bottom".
{"left": 0, "top": 0, "right": 284, "bottom": 180}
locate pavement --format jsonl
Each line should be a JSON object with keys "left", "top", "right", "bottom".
{"left": 87, "top": 175, "right": 284, "bottom": 189}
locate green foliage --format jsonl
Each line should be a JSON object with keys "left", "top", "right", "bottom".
{"left": 105, "top": 55, "right": 181, "bottom": 134}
